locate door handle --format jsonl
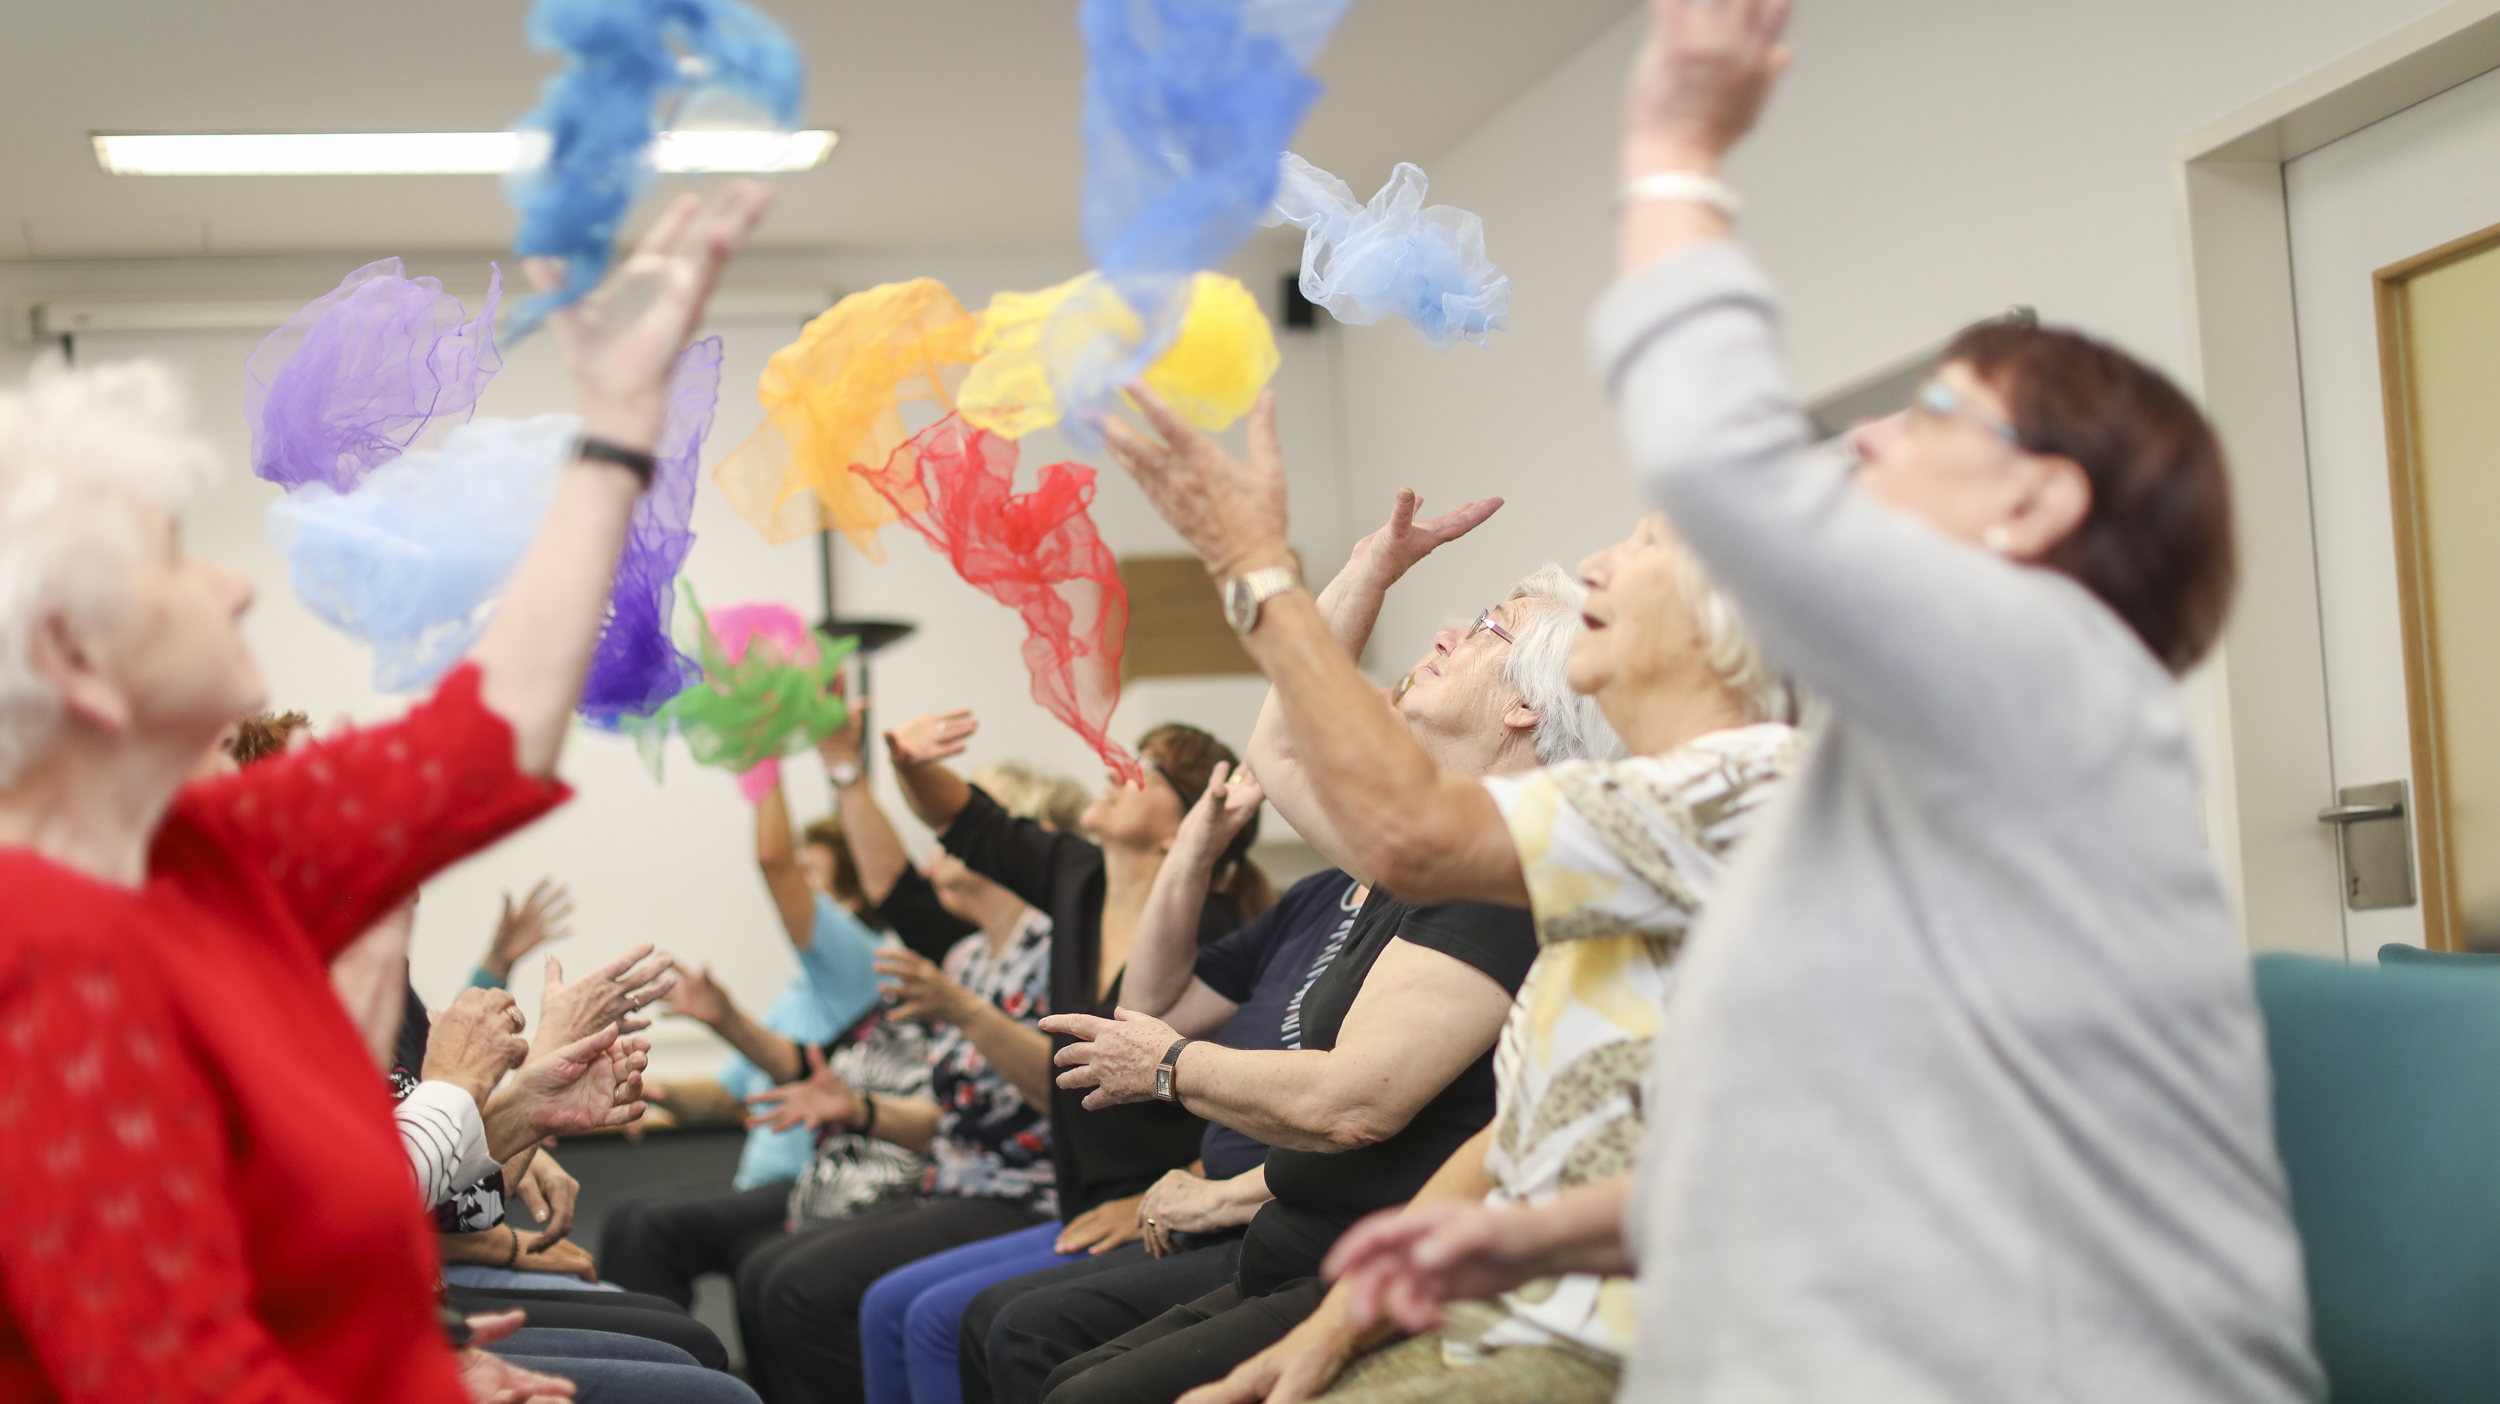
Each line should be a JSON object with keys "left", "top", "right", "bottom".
{"left": 2319, "top": 802, "right": 2404, "bottom": 823}
{"left": 2318, "top": 781, "right": 2415, "bottom": 910}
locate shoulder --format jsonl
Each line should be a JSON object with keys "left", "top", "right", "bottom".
{"left": 1395, "top": 899, "right": 1539, "bottom": 993}
{"left": 0, "top": 854, "right": 158, "bottom": 969}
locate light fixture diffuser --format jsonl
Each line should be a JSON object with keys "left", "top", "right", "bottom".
{"left": 92, "top": 129, "right": 836, "bottom": 177}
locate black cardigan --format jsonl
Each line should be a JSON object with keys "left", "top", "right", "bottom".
{"left": 940, "top": 784, "right": 1242, "bottom": 1219}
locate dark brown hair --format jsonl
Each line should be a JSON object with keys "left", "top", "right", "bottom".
{"left": 1139, "top": 722, "right": 1274, "bottom": 919}
{"left": 1946, "top": 320, "right": 2236, "bottom": 674}
{"left": 800, "top": 814, "right": 888, "bottom": 932}
{"left": 225, "top": 710, "right": 311, "bottom": 767}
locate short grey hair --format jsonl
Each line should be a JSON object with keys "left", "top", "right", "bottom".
{"left": 1669, "top": 536, "right": 1790, "bottom": 725}
{"left": 1501, "top": 566, "right": 1626, "bottom": 764}
{"left": 0, "top": 361, "right": 219, "bottom": 787}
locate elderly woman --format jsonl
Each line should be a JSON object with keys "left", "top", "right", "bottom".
{"left": 0, "top": 182, "right": 772, "bottom": 1402}
{"left": 1118, "top": 5, "right": 2324, "bottom": 1404}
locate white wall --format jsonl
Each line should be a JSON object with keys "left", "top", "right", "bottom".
{"left": 1333, "top": 0, "right": 2461, "bottom": 932}
{"left": 20, "top": 243, "right": 1344, "bottom": 1080}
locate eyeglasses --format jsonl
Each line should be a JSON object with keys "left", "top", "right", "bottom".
{"left": 1135, "top": 754, "right": 1206, "bottom": 810}
{"left": 1908, "top": 377, "right": 2022, "bottom": 448}
{"left": 1467, "top": 610, "right": 1517, "bottom": 646}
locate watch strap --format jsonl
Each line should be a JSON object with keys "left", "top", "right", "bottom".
{"left": 574, "top": 436, "right": 658, "bottom": 488}
{"left": 1154, "top": 1037, "right": 1194, "bottom": 1102}
{"left": 1616, "top": 170, "right": 1742, "bottom": 220}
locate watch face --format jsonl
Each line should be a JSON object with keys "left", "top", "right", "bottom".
{"left": 1222, "top": 578, "right": 1255, "bottom": 633}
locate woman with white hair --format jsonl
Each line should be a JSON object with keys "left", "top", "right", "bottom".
{"left": 0, "top": 182, "right": 772, "bottom": 1403}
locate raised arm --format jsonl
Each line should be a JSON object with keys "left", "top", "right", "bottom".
{"left": 886, "top": 710, "right": 978, "bottom": 834}
{"left": 1123, "top": 761, "right": 1264, "bottom": 1028}
{"left": 1104, "top": 392, "right": 1525, "bottom": 907}
{"left": 469, "top": 183, "right": 773, "bottom": 777}
{"left": 818, "top": 703, "right": 909, "bottom": 903}
{"left": 659, "top": 963, "right": 804, "bottom": 1084}
{"left": 756, "top": 771, "right": 819, "bottom": 947}
{"left": 1246, "top": 490, "right": 1499, "bottom": 881}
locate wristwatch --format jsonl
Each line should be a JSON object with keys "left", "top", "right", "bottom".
{"left": 1221, "top": 565, "right": 1301, "bottom": 634}
{"left": 825, "top": 758, "right": 864, "bottom": 789}
{"left": 1153, "top": 1037, "right": 1194, "bottom": 1102}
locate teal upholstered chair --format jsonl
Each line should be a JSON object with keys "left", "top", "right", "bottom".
{"left": 2255, "top": 954, "right": 2500, "bottom": 1401}
{"left": 2378, "top": 941, "right": 2500, "bottom": 968}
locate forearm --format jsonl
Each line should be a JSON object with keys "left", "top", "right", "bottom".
{"left": 470, "top": 460, "right": 645, "bottom": 777}
{"left": 1168, "top": 1044, "right": 1408, "bottom": 1154}
{"left": 1245, "top": 595, "right": 1524, "bottom": 904}
{"left": 894, "top": 760, "right": 971, "bottom": 833}
{"left": 1499, "top": 1174, "right": 1637, "bottom": 1277}
{"left": 651, "top": 1077, "right": 745, "bottom": 1126}
{"left": 715, "top": 1005, "right": 804, "bottom": 1084}
{"left": 834, "top": 778, "right": 912, "bottom": 903}
{"left": 438, "top": 1225, "right": 525, "bottom": 1266}
{"left": 1243, "top": 562, "right": 1386, "bottom": 876}
{"left": 957, "top": 1002, "right": 1056, "bottom": 1107}
{"left": 1122, "top": 847, "right": 1225, "bottom": 1015}
{"left": 398, "top": 1080, "right": 500, "bottom": 1204}
{"left": 757, "top": 780, "right": 816, "bottom": 945}
{"left": 1616, "top": 135, "right": 1735, "bottom": 280}
{"left": 864, "top": 1095, "right": 942, "bottom": 1154}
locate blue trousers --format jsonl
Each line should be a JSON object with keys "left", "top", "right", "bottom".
{"left": 863, "top": 1221, "right": 1077, "bottom": 1404}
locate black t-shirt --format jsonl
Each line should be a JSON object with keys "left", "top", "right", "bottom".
{"left": 1193, "top": 869, "right": 1362, "bottom": 1179}
{"left": 942, "top": 784, "right": 1241, "bottom": 1219}
{"left": 1238, "top": 890, "right": 1538, "bottom": 1294}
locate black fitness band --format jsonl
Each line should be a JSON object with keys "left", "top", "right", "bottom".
{"left": 857, "top": 1091, "right": 879, "bottom": 1139}
{"left": 573, "top": 435, "right": 657, "bottom": 488}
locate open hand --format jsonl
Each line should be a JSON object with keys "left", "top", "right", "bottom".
{"left": 745, "top": 1044, "right": 861, "bottom": 1134}
{"left": 459, "top": 1311, "right": 576, "bottom": 1403}
{"left": 886, "top": 710, "right": 977, "bottom": 769}
{"left": 505, "top": 1025, "right": 648, "bottom": 1140}
{"left": 1100, "top": 388, "right": 1293, "bottom": 584}
{"left": 1171, "top": 761, "right": 1264, "bottom": 871}
{"left": 1040, "top": 1007, "right": 1183, "bottom": 1110}
{"left": 513, "top": 1236, "right": 600, "bottom": 1285}
{"left": 1139, "top": 1167, "right": 1265, "bottom": 1257}
{"left": 1173, "top": 1293, "right": 1373, "bottom": 1404}
{"left": 1323, "top": 1200, "right": 1542, "bottom": 1334}
{"left": 658, "top": 962, "right": 731, "bottom": 1028}
{"left": 535, "top": 944, "right": 676, "bottom": 1051}
{"left": 528, "top": 181, "right": 776, "bottom": 449}
{"left": 485, "top": 879, "right": 575, "bottom": 982}
{"left": 424, "top": 988, "right": 529, "bottom": 1108}
{"left": 1348, "top": 489, "right": 1502, "bottom": 591}
{"left": 1626, "top": 0, "right": 1794, "bottom": 172}
{"left": 1054, "top": 1193, "right": 1147, "bottom": 1256}
{"left": 875, "top": 947, "right": 973, "bottom": 1027}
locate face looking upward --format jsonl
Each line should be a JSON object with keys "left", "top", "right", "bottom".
{"left": 1078, "top": 747, "right": 1188, "bottom": 853}
{"left": 1569, "top": 512, "right": 1715, "bottom": 706}
{"left": 1396, "top": 597, "right": 1534, "bottom": 762}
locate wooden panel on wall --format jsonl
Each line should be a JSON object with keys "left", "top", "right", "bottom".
{"left": 1119, "top": 555, "right": 1255, "bottom": 678}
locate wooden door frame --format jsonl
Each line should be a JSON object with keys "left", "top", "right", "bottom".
{"left": 2175, "top": 0, "right": 2500, "bottom": 957}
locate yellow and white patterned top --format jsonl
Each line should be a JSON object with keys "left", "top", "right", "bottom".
{"left": 1444, "top": 722, "right": 1797, "bottom": 1366}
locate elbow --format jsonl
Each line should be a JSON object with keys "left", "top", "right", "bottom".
{"left": 1316, "top": 1104, "right": 1401, "bottom": 1153}
{"left": 1354, "top": 829, "right": 1451, "bottom": 904}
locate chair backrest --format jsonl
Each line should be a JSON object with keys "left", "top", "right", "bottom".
{"left": 2378, "top": 941, "right": 2500, "bottom": 968}
{"left": 2255, "top": 954, "right": 2500, "bottom": 1402}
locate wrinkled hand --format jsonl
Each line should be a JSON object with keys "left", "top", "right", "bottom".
{"left": 527, "top": 181, "right": 776, "bottom": 449}
{"left": 886, "top": 710, "right": 977, "bottom": 770}
{"left": 1323, "top": 1200, "right": 1541, "bottom": 1334}
{"left": 658, "top": 961, "right": 731, "bottom": 1028}
{"left": 1626, "top": 0, "right": 1794, "bottom": 170}
{"left": 875, "top": 947, "right": 974, "bottom": 1027}
{"left": 485, "top": 878, "right": 575, "bottom": 982}
{"left": 1139, "top": 1168, "right": 1259, "bottom": 1257}
{"left": 1171, "top": 761, "right": 1264, "bottom": 872}
{"left": 1101, "top": 387, "right": 1294, "bottom": 584}
{"left": 745, "top": 1044, "right": 861, "bottom": 1134}
{"left": 513, "top": 1149, "right": 581, "bottom": 1252}
{"left": 1040, "top": 1008, "right": 1182, "bottom": 1110}
{"left": 507, "top": 1025, "right": 648, "bottom": 1139}
{"left": 1055, "top": 1193, "right": 1147, "bottom": 1256}
{"left": 459, "top": 1311, "right": 576, "bottom": 1403}
{"left": 424, "top": 988, "right": 529, "bottom": 1108}
{"left": 535, "top": 944, "right": 676, "bottom": 1052}
{"left": 1348, "top": 489, "right": 1502, "bottom": 591}
{"left": 1174, "top": 1294, "right": 1372, "bottom": 1404}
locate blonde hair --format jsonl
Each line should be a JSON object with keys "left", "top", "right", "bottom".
{"left": 0, "top": 361, "right": 219, "bottom": 787}
{"left": 973, "top": 761, "right": 1089, "bottom": 833}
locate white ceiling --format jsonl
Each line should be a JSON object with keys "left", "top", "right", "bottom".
{"left": 0, "top": 0, "right": 1635, "bottom": 260}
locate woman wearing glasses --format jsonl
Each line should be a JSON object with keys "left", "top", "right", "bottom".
{"left": 1103, "top": 2, "right": 2319, "bottom": 1403}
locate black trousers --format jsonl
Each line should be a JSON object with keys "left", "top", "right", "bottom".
{"left": 600, "top": 1179, "right": 794, "bottom": 1308}
{"left": 961, "top": 1236, "right": 1245, "bottom": 1404}
{"left": 1039, "top": 1277, "right": 1327, "bottom": 1404}
{"left": 443, "top": 1284, "right": 729, "bottom": 1371}
{"left": 737, "top": 1194, "right": 1050, "bottom": 1404}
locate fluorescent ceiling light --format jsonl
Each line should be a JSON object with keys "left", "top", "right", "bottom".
{"left": 92, "top": 129, "right": 836, "bottom": 177}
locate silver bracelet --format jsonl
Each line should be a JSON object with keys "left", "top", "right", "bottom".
{"left": 1617, "top": 170, "right": 1742, "bottom": 220}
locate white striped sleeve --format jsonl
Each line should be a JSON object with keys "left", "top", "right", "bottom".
{"left": 394, "top": 1079, "right": 496, "bottom": 1207}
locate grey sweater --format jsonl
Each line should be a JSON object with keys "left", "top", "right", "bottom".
{"left": 1593, "top": 243, "right": 2322, "bottom": 1404}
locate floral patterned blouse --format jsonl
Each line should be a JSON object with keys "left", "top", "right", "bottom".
{"left": 923, "top": 910, "right": 1057, "bottom": 1212}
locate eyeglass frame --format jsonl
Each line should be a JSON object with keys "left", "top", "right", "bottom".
{"left": 1908, "top": 376, "right": 2024, "bottom": 449}
{"left": 1467, "top": 609, "right": 1517, "bottom": 646}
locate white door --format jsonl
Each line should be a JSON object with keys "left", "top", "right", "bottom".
{"left": 2284, "top": 61, "right": 2500, "bottom": 959}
